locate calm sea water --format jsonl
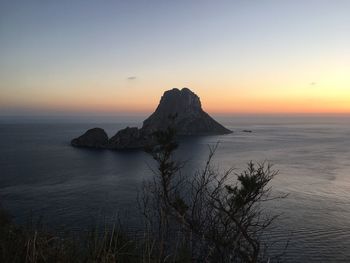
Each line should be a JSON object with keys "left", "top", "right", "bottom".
{"left": 1, "top": 115, "right": 350, "bottom": 262}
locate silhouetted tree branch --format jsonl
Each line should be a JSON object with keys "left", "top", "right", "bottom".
{"left": 141, "top": 127, "right": 286, "bottom": 262}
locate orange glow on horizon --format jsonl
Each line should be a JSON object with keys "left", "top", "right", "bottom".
{"left": 1, "top": 72, "right": 349, "bottom": 115}
{"left": 201, "top": 94, "right": 350, "bottom": 114}
{"left": 2, "top": 86, "right": 349, "bottom": 115}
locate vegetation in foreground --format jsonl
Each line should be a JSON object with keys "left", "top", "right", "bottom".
{"left": 0, "top": 128, "right": 286, "bottom": 263}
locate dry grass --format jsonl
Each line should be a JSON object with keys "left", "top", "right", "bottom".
{"left": 0, "top": 209, "right": 192, "bottom": 263}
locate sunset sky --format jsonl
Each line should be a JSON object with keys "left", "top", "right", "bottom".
{"left": 1, "top": 0, "right": 349, "bottom": 116}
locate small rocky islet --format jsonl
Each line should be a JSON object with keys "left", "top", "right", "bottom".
{"left": 71, "top": 88, "right": 232, "bottom": 150}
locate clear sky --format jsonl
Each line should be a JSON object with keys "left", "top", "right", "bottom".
{"left": 1, "top": 0, "right": 349, "bottom": 116}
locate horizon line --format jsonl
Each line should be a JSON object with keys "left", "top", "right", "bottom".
{"left": 1, "top": 112, "right": 350, "bottom": 118}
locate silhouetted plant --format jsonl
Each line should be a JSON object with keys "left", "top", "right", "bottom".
{"left": 142, "top": 127, "right": 286, "bottom": 262}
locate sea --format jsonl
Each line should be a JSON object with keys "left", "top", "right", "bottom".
{"left": 0, "top": 114, "right": 350, "bottom": 262}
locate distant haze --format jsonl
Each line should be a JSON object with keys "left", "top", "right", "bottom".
{"left": 1, "top": 0, "right": 349, "bottom": 116}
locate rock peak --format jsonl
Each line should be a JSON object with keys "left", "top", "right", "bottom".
{"left": 142, "top": 87, "right": 230, "bottom": 135}
{"left": 157, "top": 87, "right": 202, "bottom": 115}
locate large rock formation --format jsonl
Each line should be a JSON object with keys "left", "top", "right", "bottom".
{"left": 71, "top": 128, "right": 109, "bottom": 148}
{"left": 142, "top": 88, "right": 231, "bottom": 135}
{"left": 71, "top": 88, "right": 231, "bottom": 150}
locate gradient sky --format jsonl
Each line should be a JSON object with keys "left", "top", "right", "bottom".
{"left": 0, "top": 0, "right": 349, "bottom": 116}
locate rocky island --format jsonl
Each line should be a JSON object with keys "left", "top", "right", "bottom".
{"left": 71, "top": 88, "right": 232, "bottom": 150}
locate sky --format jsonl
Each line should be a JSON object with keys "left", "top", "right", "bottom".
{"left": 0, "top": 0, "right": 349, "bottom": 116}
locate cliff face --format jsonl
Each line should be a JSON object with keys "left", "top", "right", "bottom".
{"left": 109, "top": 127, "right": 148, "bottom": 150}
{"left": 71, "top": 128, "right": 109, "bottom": 148}
{"left": 142, "top": 88, "right": 231, "bottom": 135}
{"left": 71, "top": 88, "right": 232, "bottom": 150}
